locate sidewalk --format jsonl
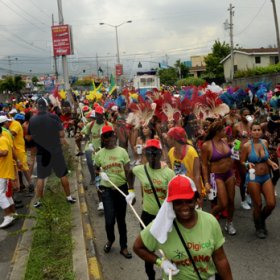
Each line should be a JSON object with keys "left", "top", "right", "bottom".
{"left": 5, "top": 155, "right": 102, "bottom": 280}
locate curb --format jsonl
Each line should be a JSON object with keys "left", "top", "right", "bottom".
{"left": 76, "top": 157, "right": 103, "bottom": 280}
{"left": 6, "top": 202, "right": 36, "bottom": 280}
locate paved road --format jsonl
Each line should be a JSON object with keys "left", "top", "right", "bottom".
{"left": 0, "top": 187, "right": 34, "bottom": 279}
{"left": 82, "top": 158, "right": 280, "bottom": 280}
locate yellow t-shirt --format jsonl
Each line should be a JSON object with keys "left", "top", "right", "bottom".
{"left": 9, "top": 120, "right": 25, "bottom": 153}
{"left": 0, "top": 136, "right": 15, "bottom": 179}
{"left": 168, "top": 145, "right": 198, "bottom": 179}
{"left": 168, "top": 145, "right": 205, "bottom": 196}
{"left": 2, "top": 128, "right": 14, "bottom": 147}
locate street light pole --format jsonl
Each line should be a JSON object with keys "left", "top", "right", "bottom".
{"left": 115, "top": 26, "right": 120, "bottom": 64}
{"left": 99, "top": 20, "right": 132, "bottom": 65}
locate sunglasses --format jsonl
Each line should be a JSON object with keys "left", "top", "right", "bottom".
{"left": 102, "top": 131, "right": 114, "bottom": 139}
{"left": 145, "top": 149, "right": 161, "bottom": 156}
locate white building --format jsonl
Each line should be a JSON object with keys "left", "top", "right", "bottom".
{"left": 221, "top": 48, "right": 279, "bottom": 81}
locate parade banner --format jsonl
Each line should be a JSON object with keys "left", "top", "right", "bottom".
{"left": 51, "top": 25, "right": 73, "bottom": 56}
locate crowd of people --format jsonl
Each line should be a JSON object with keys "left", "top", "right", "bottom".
{"left": 0, "top": 80, "right": 279, "bottom": 279}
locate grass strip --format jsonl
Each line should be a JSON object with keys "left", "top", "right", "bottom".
{"left": 24, "top": 148, "right": 76, "bottom": 280}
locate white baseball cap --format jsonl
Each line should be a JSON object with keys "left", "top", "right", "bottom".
{"left": 0, "top": 115, "right": 12, "bottom": 124}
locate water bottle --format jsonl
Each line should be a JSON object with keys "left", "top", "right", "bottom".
{"left": 249, "top": 168, "right": 255, "bottom": 180}
{"left": 136, "top": 144, "right": 143, "bottom": 155}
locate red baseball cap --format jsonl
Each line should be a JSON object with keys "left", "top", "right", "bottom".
{"left": 144, "top": 139, "right": 162, "bottom": 150}
{"left": 167, "top": 127, "right": 187, "bottom": 143}
{"left": 101, "top": 125, "right": 114, "bottom": 135}
{"left": 95, "top": 106, "right": 105, "bottom": 114}
{"left": 167, "top": 175, "right": 197, "bottom": 202}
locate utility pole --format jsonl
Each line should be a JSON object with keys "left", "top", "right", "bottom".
{"left": 57, "top": 0, "right": 71, "bottom": 98}
{"left": 96, "top": 53, "right": 99, "bottom": 78}
{"left": 228, "top": 3, "right": 235, "bottom": 81}
{"left": 52, "top": 14, "right": 59, "bottom": 81}
{"left": 8, "top": 56, "right": 11, "bottom": 75}
{"left": 271, "top": 0, "right": 280, "bottom": 62}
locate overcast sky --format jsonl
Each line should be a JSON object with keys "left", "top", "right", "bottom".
{"left": 0, "top": 0, "right": 279, "bottom": 78}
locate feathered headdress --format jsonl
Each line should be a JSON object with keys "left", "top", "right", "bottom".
{"left": 193, "top": 90, "right": 229, "bottom": 120}
{"left": 151, "top": 91, "right": 181, "bottom": 122}
{"left": 126, "top": 97, "right": 156, "bottom": 128}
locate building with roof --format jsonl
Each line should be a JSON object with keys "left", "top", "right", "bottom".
{"left": 189, "top": 55, "right": 206, "bottom": 78}
{"left": 221, "top": 48, "right": 279, "bottom": 81}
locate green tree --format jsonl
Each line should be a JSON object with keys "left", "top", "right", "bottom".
{"left": 32, "top": 76, "right": 39, "bottom": 85}
{"left": 204, "top": 40, "right": 231, "bottom": 79}
{"left": 174, "top": 59, "right": 190, "bottom": 79}
{"left": 158, "top": 68, "right": 178, "bottom": 85}
{"left": 0, "top": 76, "right": 26, "bottom": 93}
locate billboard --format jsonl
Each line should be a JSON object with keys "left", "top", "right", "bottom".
{"left": 115, "top": 64, "right": 123, "bottom": 76}
{"left": 51, "top": 25, "right": 73, "bottom": 56}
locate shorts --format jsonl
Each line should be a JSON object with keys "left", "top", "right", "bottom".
{"left": 36, "top": 151, "right": 68, "bottom": 179}
{"left": 246, "top": 173, "right": 271, "bottom": 185}
{"left": 0, "top": 179, "right": 14, "bottom": 209}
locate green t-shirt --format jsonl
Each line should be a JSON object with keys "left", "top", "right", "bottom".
{"left": 81, "top": 121, "right": 112, "bottom": 150}
{"left": 133, "top": 164, "right": 175, "bottom": 215}
{"left": 141, "top": 210, "right": 225, "bottom": 280}
{"left": 95, "top": 146, "right": 130, "bottom": 187}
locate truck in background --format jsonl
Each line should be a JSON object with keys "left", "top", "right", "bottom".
{"left": 133, "top": 70, "right": 160, "bottom": 95}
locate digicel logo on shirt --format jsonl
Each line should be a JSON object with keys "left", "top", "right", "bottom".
{"left": 186, "top": 240, "right": 212, "bottom": 251}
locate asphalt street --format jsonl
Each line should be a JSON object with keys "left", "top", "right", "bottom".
{"left": 0, "top": 187, "right": 34, "bottom": 279}
{"left": 82, "top": 158, "right": 280, "bottom": 280}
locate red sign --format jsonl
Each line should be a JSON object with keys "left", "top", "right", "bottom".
{"left": 51, "top": 25, "right": 73, "bottom": 56}
{"left": 115, "top": 64, "right": 123, "bottom": 76}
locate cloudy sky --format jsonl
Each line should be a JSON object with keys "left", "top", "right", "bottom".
{"left": 0, "top": 0, "right": 279, "bottom": 79}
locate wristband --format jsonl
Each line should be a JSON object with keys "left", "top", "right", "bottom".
{"left": 128, "top": 189, "right": 135, "bottom": 193}
{"left": 155, "top": 257, "right": 163, "bottom": 267}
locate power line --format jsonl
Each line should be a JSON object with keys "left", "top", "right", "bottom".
{"left": 9, "top": 0, "right": 49, "bottom": 26}
{"left": 0, "top": 28, "right": 48, "bottom": 53}
{"left": 0, "top": 0, "right": 46, "bottom": 32}
{"left": 29, "top": 0, "right": 51, "bottom": 19}
{"left": 235, "top": 0, "right": 267, "bottom": 36}
{"left": 0, "top": 31, "right": 45, "bottom": 53}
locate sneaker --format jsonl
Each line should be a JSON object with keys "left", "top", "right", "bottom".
{"left": 0, "top": 216, "right": 15, "bottom": 228}
{"left": 97, "top": 202, "right": 104, "bottom": 211}
{"left": 67, "top": 196, "right": 77, "bottom": 204}
{"left": 33, "top": 201, "right": 42, "bottom": 208}
{"left": 245, "top": 194, "right": 252, "bottom": 207}
{"left": 225, "top": 222, "right": 237, "bottom": 235}
{"left": 241, "top": 200, "right": 251, "bottom": 210}
{"left": 256, "top": 229, "right": 266, "bottom": 239}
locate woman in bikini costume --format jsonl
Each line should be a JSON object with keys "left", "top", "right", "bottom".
{"left": 240, "top": 122, "right": 278, "bottom": 239}
{"left": 201, "top": 120, "right": 236, "bottom": 235}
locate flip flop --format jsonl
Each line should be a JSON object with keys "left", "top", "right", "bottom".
{"left": 120, "top": 249, "right": 132, "bottom": 259}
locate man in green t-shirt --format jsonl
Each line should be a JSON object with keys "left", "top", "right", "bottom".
{"left": 132, "top": 139, "right": 175, "bottom": 280}
{"left": 133, "top": 175, "right": 233, "bottom": 280}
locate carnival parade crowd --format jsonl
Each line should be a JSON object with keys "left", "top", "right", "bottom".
{"left": 0, "top": 81, "right": 280, "bottom": 279}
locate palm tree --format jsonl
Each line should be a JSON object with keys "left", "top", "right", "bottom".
{"left": 0, "top": 75, "right": 26, "bottom": 94}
